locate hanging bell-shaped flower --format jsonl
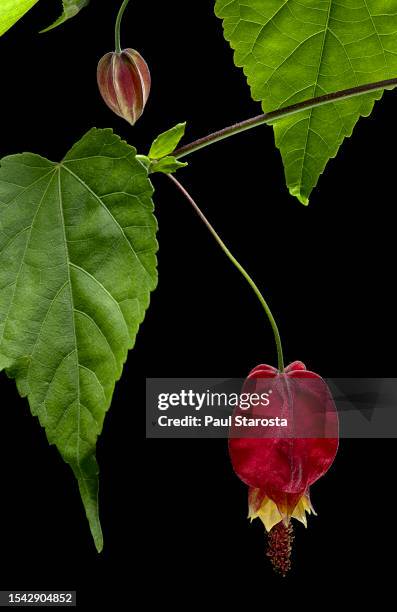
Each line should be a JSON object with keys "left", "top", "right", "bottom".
{"left": 97, "top": 49, "right": 151, "bottom": 125}
{"left": 229, "top": 361, "right": 339, "bottom": 575}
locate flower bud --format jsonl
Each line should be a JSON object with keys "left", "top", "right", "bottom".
{"left": 97, "top": 49, "right": 151, "bottom": 125}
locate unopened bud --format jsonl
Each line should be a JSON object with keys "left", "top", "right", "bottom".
{"left": 97, "top": 49, "right": 151, "bottom": 125}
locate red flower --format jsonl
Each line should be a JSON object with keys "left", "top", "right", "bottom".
{"left": 229, "top": 361, "right": 338, "bottom": 574}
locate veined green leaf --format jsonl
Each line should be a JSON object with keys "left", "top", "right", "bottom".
{"left": 0, "top": 128, "right": 158, "bottom": 550}
{"left": 149, "top": 123, "right": 187, "bottom": 160}
{"left": 0, "top": 0, "right": 39, "bottom": 36}
{"left": 150, "top": 156, "right": 188, "bottom": 175}
{"left": 215, "top": 0, "right": 397, "bottom": 204}
{"left": 40, "top": 0, "right": 89, "bottom": 33}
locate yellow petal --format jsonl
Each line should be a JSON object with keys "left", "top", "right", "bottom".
{"left": 248, "top": 490, "right": 315, "bottom": 532}
{"left": 291, "top": 498, "right": 308, "bottom": 527}
{"left": 253, "top": 497, "right": 283, "bottom": 532}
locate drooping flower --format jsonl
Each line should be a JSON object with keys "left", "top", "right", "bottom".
{"left": 97, "top": 49, "right": 151, "bottom": 125}
{"left": 229, "top": 361, "right": 338, "bottom": 575}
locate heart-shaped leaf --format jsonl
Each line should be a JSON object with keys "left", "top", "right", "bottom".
{"left": 0, "top": 128, "right": 158, "bottom": 550}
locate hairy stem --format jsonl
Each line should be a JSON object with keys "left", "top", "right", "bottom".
{"left": 174, "top": 77, "right": 397, "bottom": 159}
{"left": 168, "top": 174, "right": 284, "bottom": 372}
{"left": 115, "top": 0, "right": 131, "bottom": 53}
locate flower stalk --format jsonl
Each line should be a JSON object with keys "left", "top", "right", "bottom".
{"left": 168, "top": 174, "right": 284, "bottom": 372}
{"left": 115, "top": 0, "right": 131, "bottom": 53}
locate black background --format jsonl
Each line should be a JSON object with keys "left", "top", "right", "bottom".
{"left": 1, "top": 0, "right": 395, "bottom": 606}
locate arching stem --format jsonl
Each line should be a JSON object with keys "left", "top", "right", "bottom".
{"left": 167, "top": 174, "right": 285, "bottom": 372}
{"left": 173, "top": 77, "right": 397, "bottom": 160}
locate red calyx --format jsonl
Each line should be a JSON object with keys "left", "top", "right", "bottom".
{"left": 229, "top": 361, "right": 339, "bottom": 520}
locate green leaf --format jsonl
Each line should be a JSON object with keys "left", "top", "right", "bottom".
{"left": 149, "top": 156, "right": 188, "bottom": 175}
{"left": 0, "top": 0, "right": 39, "bottom": 36}
{"left": 149, "top": 123, "right": 187, "bottom": 160}
{"left": 40, "top": 0, "right": 89, "bottom": 33}
{"left": 215, "top": 0, "right": 397, "bottom": 204}
{"left": 136, "top": 154, "right": 152, "bottom": 171}
{"left": 0, "top": 128, "right": 158, "bottom": 550}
